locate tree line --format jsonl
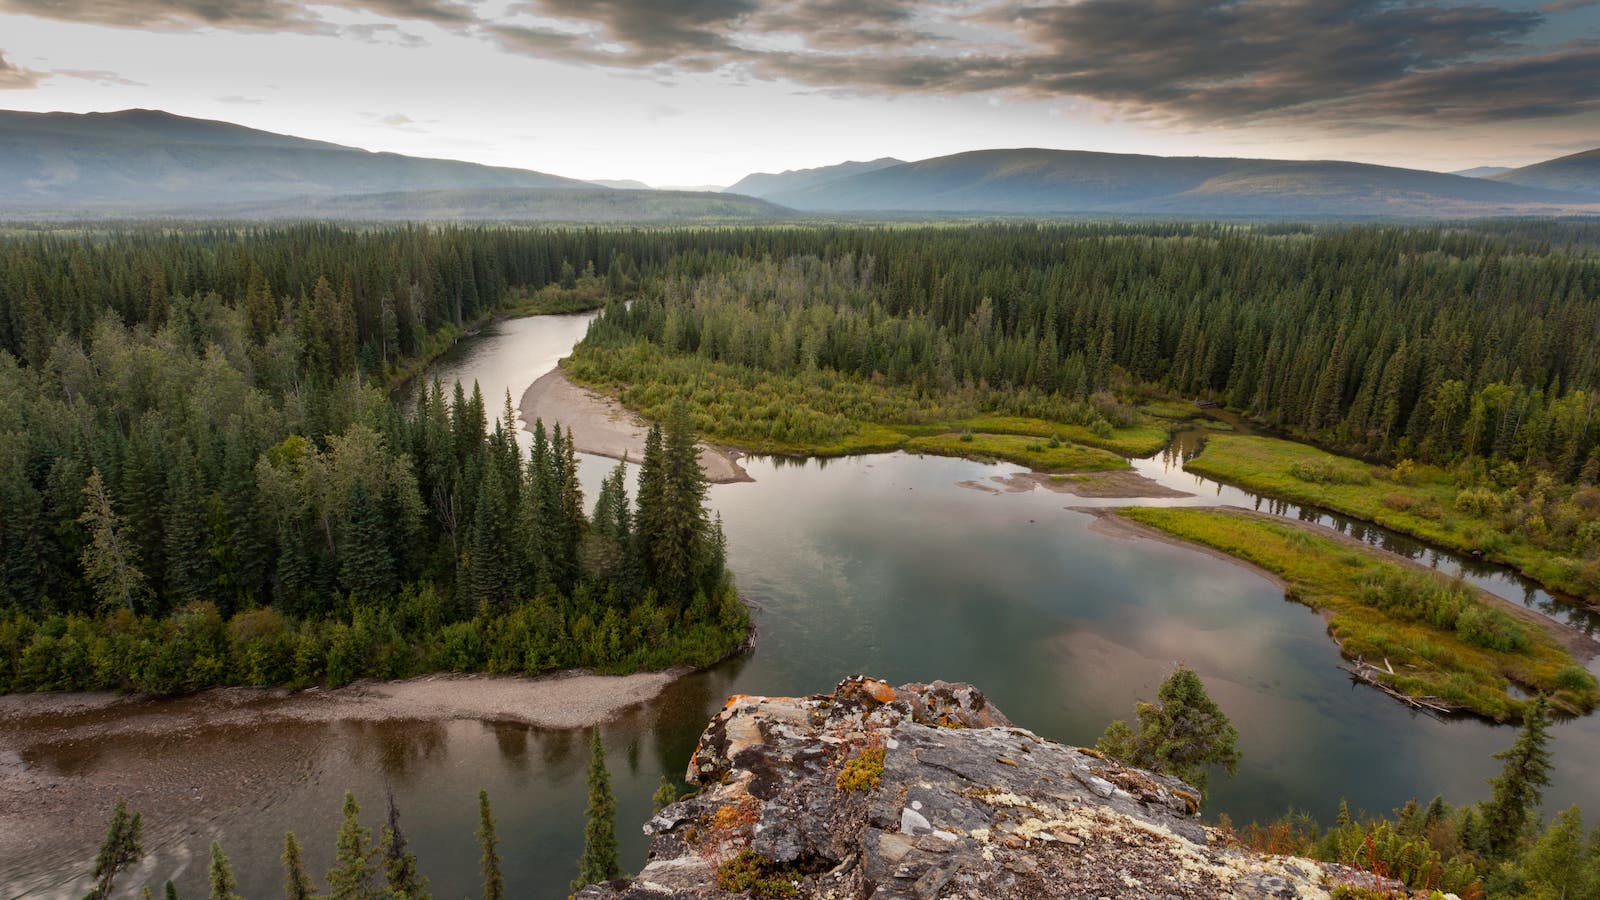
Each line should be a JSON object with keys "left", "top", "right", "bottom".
{"left": 0, "top": 225, "right": 748, "bottom": 693}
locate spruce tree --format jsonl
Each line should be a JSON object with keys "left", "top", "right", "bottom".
{"left": 574, "top": 726, "right": 620, "bottom": 889}
{"left": 1483, "top": 694, "right": 1554, "bottom": 855}
{"left": 379, "top": 792, "right": 430, "bottom": 900}
{"left": 651, "top": 775, "right": 677, "bottom": 814}
{"left": 339, "top": 481, "right": 397, "bottom": 602}
{"left": 1095, "top": 664, "right": 1240, "bottom": 799}
{"left": 282, "top": 831, "right": 316, "bottom": 900}
{"left": 208, "top": 841, "right": 241, "bottom": 900}
{"left": 476, "top": 789, "right": 504, "bottom": 900}
{"left": 326, "top": 791, "right": 379, "bottom": 899}
{"left": 85, "top": 799, "right": 143, "bottom": 900}
{"left": 163, "top": 881, "right": 179, "bottom": 900}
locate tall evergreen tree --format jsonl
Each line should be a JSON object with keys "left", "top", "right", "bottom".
{"left": 85, "top": 799, "right": 143, "bottom": 900}
{"left": 1483, "top": 694, "right": 1554, "bottom": 855}
{"left": 208, "top": 841, "right": 241, "bottom": 900}
{"left": 282, "top": 831, "right": 316, "bottom": 900}
{"left": 379, "top": 792, "right": 430, "bottom": 900}
{"left": 476, "top": 789, "right": 504, "bottom": 900}
{"left": 78, "top": 467, "right": 149, "bottom": 613}
{"left": 574, "top": 726, "right": 620, "bottom": 890}
{"left": 326, "top": 791, "right": 379, "bottom": 900}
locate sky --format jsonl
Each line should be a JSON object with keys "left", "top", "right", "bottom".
{"left": 0, "top": 0, "right": 1598, "bottom": 186}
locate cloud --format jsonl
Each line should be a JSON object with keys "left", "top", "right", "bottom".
{"left": 0, "top": 50, "right": 42, "bottom": 89}
{"left": 216, "top": 94, "right": 264, "bottom": 103}
{"left": 55, "top": 69, "right": 147, "bottom": 86}
{"left": 0, "top": 0, "right": 474, "bottom": 32}
{"left": 3, "top": 0, "right": 1596, "bottom": 128}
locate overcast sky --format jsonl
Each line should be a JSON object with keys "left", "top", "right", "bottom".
{"left": 1, "top": 0, "right": 1598, "bottom": 185}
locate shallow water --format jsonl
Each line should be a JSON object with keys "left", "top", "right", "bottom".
{"left": 11, "top": 313, "right": 1600, "bottom": 900}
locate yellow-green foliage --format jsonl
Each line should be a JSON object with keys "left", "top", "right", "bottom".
{"left": 1186, "top": 435, "right": 1600, "bottom": 604}
{"left": 566, "top": 342, "right": 1161, "bottom": 465}
{"left": 1118, "top": 507, "right": 1598, "bottom": 721}
{"left": 715, "top": 850, "right": 800, "bottom": 899}
{"left": 836, "top": 745, "right": 886, "bottom": 792}
{"left": 946, "top": 415, "right": 1171, "bottom": 456}
{"left": 905, "top": 432, "right": 1128, "bottom": 472}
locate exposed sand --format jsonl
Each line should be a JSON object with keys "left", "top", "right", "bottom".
{"left": 0, "top": 669, "right": 685, "bottom": 733}
{"left": 958, "top": 470, "right": 1193, "bottom": 499}
{"left": 1081, "top": 506, "right": 1600, "bottom": 663}
{"left": 0, "top": 670, "right": 685, "bottom": 893}
{"left": 519, "top": 367, "right": 752, "bottom": 484}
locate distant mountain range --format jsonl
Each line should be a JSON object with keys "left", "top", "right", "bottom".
{"left": 725, "top": 158, "right": 904, "bottom": 200}
{"left": 734, "top": 148, "right": 1600, "bottom": 217}
{"left": 0, "top": 108, "right": 767, "bottom": 221}
{"left": 1452, "top": 166, "right": 1513, "bottom": 179}
{"left": 2, "top": 109, "right": 1598, "bottom": 220}
{"left": 1492, "top": 147, "right": 1600, "bottom": 197}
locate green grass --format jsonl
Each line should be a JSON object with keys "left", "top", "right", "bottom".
{"left": 1119, "top": 507, "right": 1598, "bottom": 722}
{"left": 1186, "top": 434, "right": 1600, "bottom": 604}
{"left": 905, "top": 432, "right": 1128, "bottom": 472}
{"left": 944, "top": 414, "right": 1171, "bottom": 456}
{"left": 564, "top": 342, "right": 1166, "bottom": 469}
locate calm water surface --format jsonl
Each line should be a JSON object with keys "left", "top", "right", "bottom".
{"left": 12, "top": 313, "right": 1600, "bottom": 900}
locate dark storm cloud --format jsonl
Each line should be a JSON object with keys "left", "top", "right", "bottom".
{"left": 4, "top": 0, "right": 1596, "bottom": 125}
{"left": 0, "top": 49, "right": 42, "bottom": 89}
{"left": 0, "top": 0, "right": 473, "bottom": 31}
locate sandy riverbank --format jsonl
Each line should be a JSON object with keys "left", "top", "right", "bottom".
{"left": 958, "top": 470, "right": 1193, "bottom": 499}
{"left": 0, "top": 669, "right": 685, "bottom": 893}
{"left": 519, "top": 367, "right": 751, "bottom": 484}
{"left": 1082, "top": 506, "right": 1600, "bottom": 663}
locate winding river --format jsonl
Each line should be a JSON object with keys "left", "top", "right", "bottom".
{"left": 8, "top": 311, "right": 1600, "bottom": 900}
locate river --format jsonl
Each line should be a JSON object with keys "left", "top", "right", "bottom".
{"left": 8, "top": 311, "right": 1600, "bottom": 900}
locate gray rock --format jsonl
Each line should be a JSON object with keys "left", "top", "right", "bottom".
{"left": 576, "top": 676, "right": 1402, "bottom": 900}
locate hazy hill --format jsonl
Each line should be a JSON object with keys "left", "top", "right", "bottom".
{"left": 764, "top": 148, "right": 1596, "bottom": 217}
{"left": 1452, "top": 166, "right": 1513, "bottom": 178}
{"left": 588, "top": 179, "right": 654, "bottom": 190}
{"left": 727, "top": 157, "right": 904, "bottom": 199}
{"left": 0, "top": 108, "right": 595, "bottom": 212}
{"left": 1493, "top": 148, "right": 1600, "bottom": 197}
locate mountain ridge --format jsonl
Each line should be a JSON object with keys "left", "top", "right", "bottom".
{"left": 1493, "top": 147, "right": 1600, "bottom": 196}
{"left": 762, "top": 147, "right": 1599, "bottom": 217}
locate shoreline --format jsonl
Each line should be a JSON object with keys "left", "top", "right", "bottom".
{"left": 1081, "top": 505, "right": 1600, "bottom": 665}
{"left": 519, "top": 366, "right": 752, "bottom": 484}
{"left": 0, "top": 667, "right": 699, "bottom": 895}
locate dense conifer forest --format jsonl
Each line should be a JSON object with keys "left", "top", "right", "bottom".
{"left": 0, "top": 226, "right": 748, "bottom": 692}
{"left": 5, "top": 220, "right": 1600, "bottom": 694}
{"left": 565, "top": 221, "right": 1600, "bottom": 600}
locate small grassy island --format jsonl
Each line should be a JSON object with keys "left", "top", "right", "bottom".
{"left": 1186, "top": 434, "right": 1600, "bottom": 607}
{"left": 1119, "top": 507, "right": 1599, "bottom": 721}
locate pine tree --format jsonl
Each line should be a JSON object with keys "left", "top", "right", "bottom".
{"left": 282, "top": 831, "right": 316, "bottom": 900}
{"left": 326, "top": 791, "right": 379, "bottom": 899}
{"left": 85, "top": 799, "right": 143, "bottom": 900}
{"left": 1483, "top": 694, "right": 1554, "bottom": 855}
{"left": 1095, "top": 664, "right": 1240, "bottom": 799}
{"left": 477, "top": 789, "right": 504, "bottom": 900}
{"left": 79, "top": 467, "right": 149, "bottom": 613}
{"left": 379, "top": 792, "right": 429, "bottom": 900}
{"left": 652, "top": 775, "right": 677, "bottom": 814}
{"left": 339, "top": 481, "right": 397, "bottom": 602}
{"left": 574, "top": 726, "right": 620, "bottom": 890}
{"left": 208, "top": 841, "right": 241, "bottom": 900}
{"left": 163, "top": 881, "right": 179, "bottom": 900}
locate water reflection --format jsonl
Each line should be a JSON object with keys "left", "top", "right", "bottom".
{"left": 12, "top": 315, "right": 1600, "bottom": 900}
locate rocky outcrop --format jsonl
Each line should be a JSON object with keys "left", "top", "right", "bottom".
{"left": 578, "top": 677, "right": 1407, "bottom": 900}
